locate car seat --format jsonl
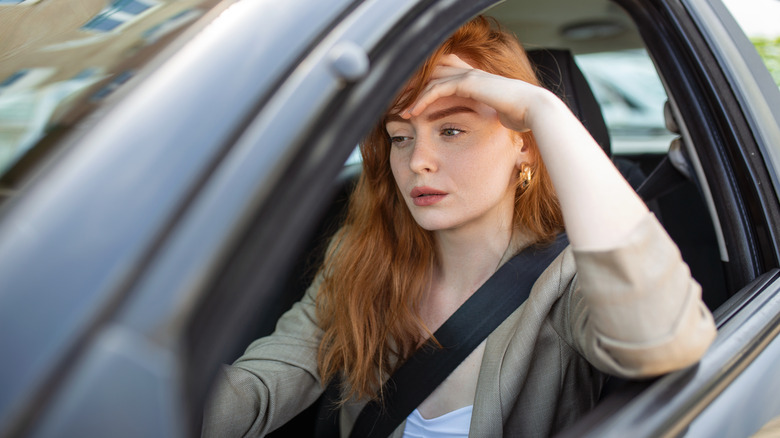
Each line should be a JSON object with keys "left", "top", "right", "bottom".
{"left": 526, "top": 48, "right": 648, "bottom": 190}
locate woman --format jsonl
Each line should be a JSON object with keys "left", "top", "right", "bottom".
{"left": 203, "top": 16, "right": 716, "bottom": 437}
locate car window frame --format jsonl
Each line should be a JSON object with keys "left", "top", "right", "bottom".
{"left": 559, "top": 0, "right": 780, "bottom": 435}
{"left": 633, "top": 0, "right": 777, "bottom": 288}
{"left": 111, "top": 0, "right": 503, "bottom": 432}
{"left": 4, "top": 0, "right": 779, "bottom": 435}
{"left": 180, "top": 0, "right": 780, "bottom": 434}
{"left": 0, "top": 0, "right": 369, "bottom": 435}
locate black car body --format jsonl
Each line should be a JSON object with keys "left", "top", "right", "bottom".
{"left": 1, "top": 0, "right": 779, "bottom": 436}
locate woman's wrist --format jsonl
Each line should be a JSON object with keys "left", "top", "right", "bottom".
{"left": 522, "top": 86, "right": 573, "bottom": 134}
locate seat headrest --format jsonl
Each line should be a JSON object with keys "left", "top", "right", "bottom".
{"left": 527, "top": 49, "right": 612, "bottom": 156}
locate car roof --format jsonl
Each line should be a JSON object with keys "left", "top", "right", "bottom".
{"left": 488, "top": 0, "right": 644, "bottom": 53}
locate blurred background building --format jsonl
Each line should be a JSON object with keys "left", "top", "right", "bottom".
{"left": 0, "top": 0, "right": 219, "bottom": 176}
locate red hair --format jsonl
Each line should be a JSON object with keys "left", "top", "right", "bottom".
{"left": 316, "top": 16, "right": 563, "bottom": 403}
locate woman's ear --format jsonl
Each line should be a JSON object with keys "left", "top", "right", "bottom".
{"left": 514, "top": 134, "right": 533, "bottom": 170}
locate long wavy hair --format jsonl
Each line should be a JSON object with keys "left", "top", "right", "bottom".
{"left": 316, "top": 16, "right": 564, "bottom": 404}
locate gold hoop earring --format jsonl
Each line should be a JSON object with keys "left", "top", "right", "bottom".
{"left": 520, "top": 163, "right": 532, "bottom": 190}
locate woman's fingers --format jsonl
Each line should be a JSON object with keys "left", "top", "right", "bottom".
{"left": 401, "top": 56, "right": 477, "bottom": 116}
{"left": 428, "top": 65, "right": 471, "bottom": 80}
{"left": 401, "top": 54, "right": 545, "bottom": 132}
{"left": 405, "top": 68, "right": 511, "bottom": 119}
{"left": 404, "top": 64, "right": 496, "bottom": 117}
{"left": 436, "top": 54, "right": 474, "bottom": 70}
{"left": 403, "top": 74, "right": 469, "bottom": 117}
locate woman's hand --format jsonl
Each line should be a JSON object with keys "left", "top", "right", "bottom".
{"left": 405, "top": 54, "right": 650, "bottom": 250}
{"left": 403, "top": 54, "right": 560, "bottom": 134}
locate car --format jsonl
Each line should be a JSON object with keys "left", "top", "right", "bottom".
{"left": 0, "top": 0, "right": 779, "bottom": 437}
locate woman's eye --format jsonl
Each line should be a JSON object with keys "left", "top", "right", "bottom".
{"left": 390, "top": 136, "right": 411, "bottom": 145}
{"left": 441, "top": 128, "right": 463, "bottom": 137}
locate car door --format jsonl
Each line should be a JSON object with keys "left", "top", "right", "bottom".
{"left": 0, "top": 0, "right": 502, "bottom": 436}
{"left": 185, "top": 0, "right": 780, "bottom": 436}
{"left": 0, "top": 0, "right": 371, "bottom": 435}
{"left": 2, "top": 0, "right": 779, "bottom": 437}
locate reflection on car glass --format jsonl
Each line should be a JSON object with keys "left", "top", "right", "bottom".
{"left": 142, "top": 8, "right": 203, "bottom": 45}
{"left": 82, "top": 0, "right": 160, "bottom": 33}
{"left": 0, "top": 0, "right": 220, "bottom": 179}
{"left": 91, "top": 70, "right": 135, "bottom": 102}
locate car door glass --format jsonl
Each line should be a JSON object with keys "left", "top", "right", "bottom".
{"left": 722, "top": 0, "right": 780, "bottom": 88}
{"left": 0, "top": 0, "right": 227, "bottom": 188}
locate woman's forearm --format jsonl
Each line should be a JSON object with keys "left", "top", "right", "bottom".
{"left": 527, "top": 90, "right": 649, "bottom": 251}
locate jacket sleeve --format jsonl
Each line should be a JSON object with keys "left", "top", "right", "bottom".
{"left": 568, "top": 212, "right": 717, "bottom": 378}
{"left": 201, "top": 275, "right": 326, "bottom": 437}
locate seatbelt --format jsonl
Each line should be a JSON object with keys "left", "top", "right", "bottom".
{"left": 345, "top": 234, "right": 569, "bottom": 438}
{"left": 634, "top": 101, "right": 694, "bottom": 203}
{"left": 636, "top": 138, "right": 692, "bottom": 203}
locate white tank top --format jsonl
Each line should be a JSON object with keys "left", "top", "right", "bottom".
{"left": 402, "top": 405, "right": 473, "bottom": 438}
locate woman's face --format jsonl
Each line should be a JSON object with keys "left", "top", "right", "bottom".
{"left": 387, "top": 95, "right": 529, "bottom": 234}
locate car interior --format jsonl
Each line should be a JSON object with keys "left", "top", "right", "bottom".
{"left": 256, "top": 0, "right": 729, "bottom": 342}
{"left": 0, "top": 0, "right": 736, "bottom": 318}
{"left": 0, "top": 0, "right": 755, "bottom": 435}
{"left": 256, "top": 1, "right": 733, "bottom": 435}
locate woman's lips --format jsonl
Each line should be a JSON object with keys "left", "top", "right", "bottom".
{"left": 410, "top": 187, "right": 447, "bottom": 206}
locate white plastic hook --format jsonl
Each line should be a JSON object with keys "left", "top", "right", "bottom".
{"left": 328, "top": 41, "right": 369, "bottom": 82}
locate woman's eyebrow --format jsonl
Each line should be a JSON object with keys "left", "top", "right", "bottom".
{"left": 384, "top": 105, "right": 477, "bottom": 125}
{"left": 385, "top": 113, "right": 407, "bottom": 124}
{"left": 425, "top": 106, "right": 476, "bottom": 122}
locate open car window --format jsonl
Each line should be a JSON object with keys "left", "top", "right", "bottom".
{"left": 1, "top": 0, "right": 780, "bottom": 437}
{"left": 198, "top": 0, "right": 779, "bottom": 435}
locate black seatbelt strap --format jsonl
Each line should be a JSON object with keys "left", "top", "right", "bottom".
{"left": 636, "top": 138, "right": 692, "bottom": 203}
{"left": 348, "top": 234, "right": 569, "bottom": 438}
{"left": 635, "top": 154, "right": 688, "bottom": 202}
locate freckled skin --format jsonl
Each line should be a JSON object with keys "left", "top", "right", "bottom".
{"left": 388, "top": 96, "right": 527, "bottom": 234}
{"left": 387, "top": 96, "right": 529, "bottom": 419}
{"left": 382, "top": 53, "right": 651, "bottom": 419}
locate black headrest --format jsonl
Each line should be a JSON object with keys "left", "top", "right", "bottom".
{"left": 527, "top": 49, "right": 611, "bottom": 156}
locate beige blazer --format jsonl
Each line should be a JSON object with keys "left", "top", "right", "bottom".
{"left": 202, "top": 213, "right": 716, "bottom": 437}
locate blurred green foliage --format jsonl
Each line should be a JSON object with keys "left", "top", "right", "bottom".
{"left": 752, "top": 36, "right": 780, "bottom": 88}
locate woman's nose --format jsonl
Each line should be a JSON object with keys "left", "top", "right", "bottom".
{"left": 408, "top": 137, "right": 438, "bottom": 174}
